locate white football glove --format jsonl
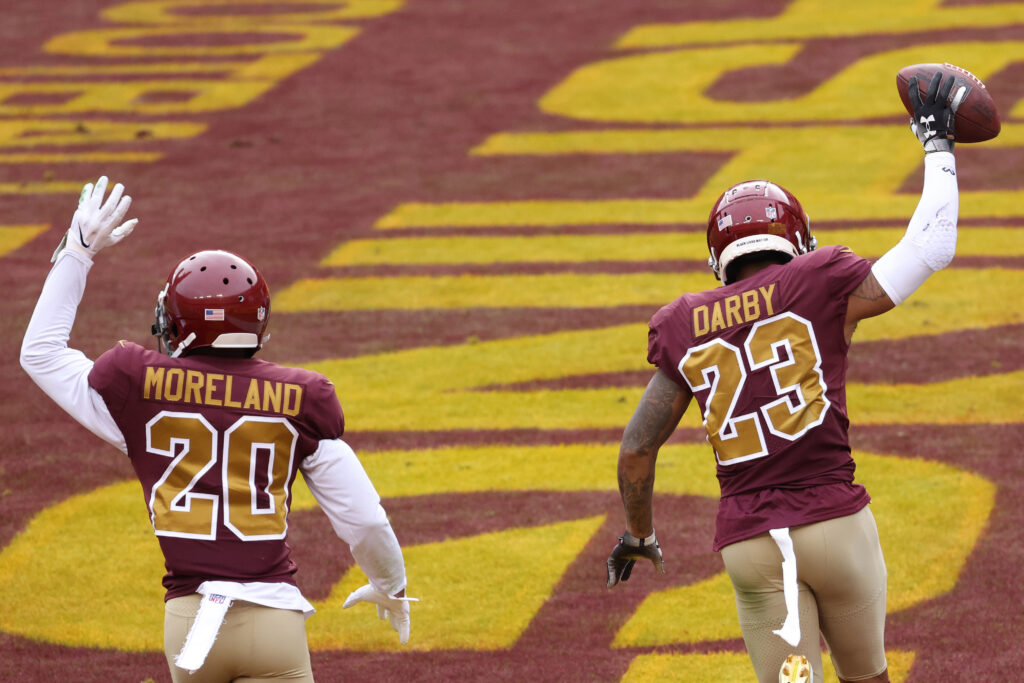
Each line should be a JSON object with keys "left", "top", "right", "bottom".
{"left": 342, "top": 584, "right": 418, "bottom": 645}
{"left": 52, "top": 176, "right": 138, "bottom": 262}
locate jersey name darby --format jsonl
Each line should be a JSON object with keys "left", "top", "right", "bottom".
{"left": 692, "top": 283, "right": 776, "bottom": 336}
{"left": 142, "top": 366, "right": 303, "bottom": 416}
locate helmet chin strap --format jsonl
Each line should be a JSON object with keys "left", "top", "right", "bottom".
{"left": 793, "top": 232, "right": 818, "bottom": 254}
{"left": 708, "top": 247, "right": 721, "bottom": 280}
{"left": 170, "top": 332, "right": 197, "bottom": 359}
{"left": 153, "top": 283, "right": 171, "bottom": 355}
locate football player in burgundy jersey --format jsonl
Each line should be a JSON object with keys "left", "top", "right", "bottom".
{"left": 606, "top": 74, "right": 962, "bottom": 683}
{"left": 22, "top": 178, "right": 413, "bottom": 682}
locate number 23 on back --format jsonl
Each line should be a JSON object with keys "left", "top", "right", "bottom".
{"left": 681, "top": 312, "right": 828, "bottom": 466}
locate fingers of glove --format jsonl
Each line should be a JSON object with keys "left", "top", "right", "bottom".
{"left": 907, "top": 76, "right": 924, "bottom": 111}
{"left": 90, "top": 197, "right": 133, "bottom": 251}
{"left": 620, "top": 544, "right": 665, "bottom": 574}
{"left": 605, "top": 569, "right": 619, "bottom": 588}
{"left": 343, "top": 583, "right": 416, "bottom": 614}
{"left": 605, "top": 558, "right": 619, "bottom": 588}
{"left": 647, "top": 546, "right": 666, "bottom": 574}
{"left": 106, "top": 193, "right": 132, "bottom": 229}
{"left": 109, "top": 218, "right": 138, "bottom": 245}
{"left": 98, "top": 182, "right": 126, "bottom": 221}
{"left": 397, "top": 621, "right": 410, "bottom": 645}
{"left": 84, "top": 177, "right": 108, "bottom": 213}
{"left": 389, "top": 611, "right": 411, "bottom": 645}
{"left": 606, "top": 556, "right": 634, "bottom": 588}
{"left": 73, "top": 178, "right": 110, "bottom": 229}
{"left": 346, "top": 589, "right": 409, "bottom": 644}
{"left": 950, "top": 85, "right": 967, "bottom": 112}
{"left": 78, "top": 183, "right": 93, "bottom": 208}
{"left": 924, "top": 71, "right": 942, "bottom": 105}
{"left": 87, "top": 202, "right": 134, "bottom": 253}
{"left": 342, "top": 583, "right": 377, "bottom": 609}
{"left": 937, "top": 74, "right": 955, "bottom": 106}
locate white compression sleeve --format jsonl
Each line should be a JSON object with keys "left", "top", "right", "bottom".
{"left": 871, "top": 151, "right": 958, "bottom": 305}
{"left": 301, "top": 438, "right": 407, "bottom": 596}
{"left": 20, "top": 249, "right": 126, "bottom": 451}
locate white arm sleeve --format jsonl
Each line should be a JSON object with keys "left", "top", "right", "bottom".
{"left": 301, "top": 438, "right": 407, "bottom": 596}
{"left": 20, "top": 249, "right": 126, "bottom": 452}
{"left": 871, "top": 151, "right": 958, "bottom": 305}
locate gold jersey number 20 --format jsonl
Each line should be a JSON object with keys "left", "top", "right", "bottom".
{"left": 146, "top": 412, "right": 299, "bottom": 540}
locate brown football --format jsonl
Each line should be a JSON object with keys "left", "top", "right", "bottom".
{"left": 896, "top": 62, "right": 1000, "bottom": 143}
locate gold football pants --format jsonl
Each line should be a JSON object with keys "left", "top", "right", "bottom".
{"left": 721, "top": 506, "right": 888, "bottom": 682}
{"left": 164, "top": 594, "right": 314, "bottom": 682}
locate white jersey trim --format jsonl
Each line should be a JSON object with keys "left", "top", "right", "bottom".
{"left": 197, "top": 580, "right": 315, "bottom": 617}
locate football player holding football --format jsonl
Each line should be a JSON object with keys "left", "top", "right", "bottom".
{"left": 21, "top": 178, "right": 413, "bottom": 682}
{"left": 606, "top": 73, "right": 962, "bottom": 683}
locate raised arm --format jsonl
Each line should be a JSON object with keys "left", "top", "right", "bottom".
{"left": 607, "top": 369, "right": 691, "bottom": 588}
{"left": 845, "top": 73, "right": 960, "bottom": 342}
{"left": 20, "top": 177, "right": 138, "bottom": 451}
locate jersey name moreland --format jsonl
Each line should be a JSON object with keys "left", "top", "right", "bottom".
{"left": 142, "top": 365, "right": 305, "bottom": 416}
{"left": 89, "top": 342, "right": 344, "bottom": 600}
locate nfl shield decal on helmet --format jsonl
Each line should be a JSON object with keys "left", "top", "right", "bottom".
{"left": 257, "top": 306, "right": 266, "bottom": 321}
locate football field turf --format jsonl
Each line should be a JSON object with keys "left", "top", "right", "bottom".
{"left": 1, "top": 1, "right": 1022, "bottom": 680}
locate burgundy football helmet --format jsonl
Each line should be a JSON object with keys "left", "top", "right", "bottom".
{"left": 706, "top": 180, "right": 816, "bottom": 285}
{"left": 152, "top": 250, "right": 270, "bottom": 357}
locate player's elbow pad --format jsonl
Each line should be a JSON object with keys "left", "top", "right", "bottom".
{"left": 20, "top": 326, "right": 48, "bottom": 373}
{"left": 872, "top": 153, "right": 958, "bottom": 305}
{"left": 872, "top": 218, "right": 956, "bottom": 305}
{"left": 19, "top": 345, "right": 36, "bottom": 375}
{"left": 20, "top": 338, "right": 54, "bottom": 382}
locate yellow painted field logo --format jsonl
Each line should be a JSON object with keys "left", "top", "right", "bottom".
{"left": 2, "top": 1, "right": 1021, "bottom": 681}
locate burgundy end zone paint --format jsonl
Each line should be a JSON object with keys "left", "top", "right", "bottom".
{"left": 1, "top": 0, "right": 1022, "bottom": 681}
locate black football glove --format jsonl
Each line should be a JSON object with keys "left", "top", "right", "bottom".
{"left": 908, "top": 71, "right": 961, "bottom": 153}
{"left": 606, "top": 531, "right": 664, "bottom": 588}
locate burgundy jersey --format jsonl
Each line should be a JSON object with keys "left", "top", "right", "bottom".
{"left": 89, "top": 342, "right": 344, "bottom": 599}
{"left": 648, "top": 246, "right": 874, "bottom": 550}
